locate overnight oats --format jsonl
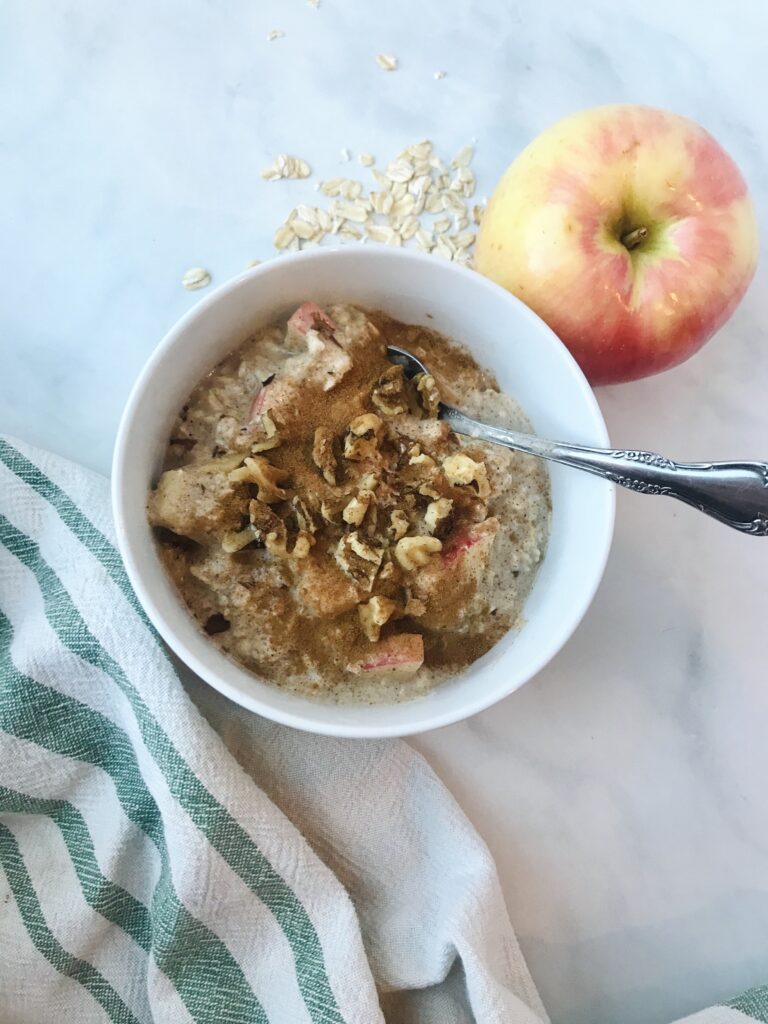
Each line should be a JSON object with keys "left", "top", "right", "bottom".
{"left": 147, "top": 302, "right": 551, "bottom": 703}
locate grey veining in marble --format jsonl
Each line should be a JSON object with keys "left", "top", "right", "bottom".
{"left": 2, "top": 2, "right": 767, "bottom": 1022}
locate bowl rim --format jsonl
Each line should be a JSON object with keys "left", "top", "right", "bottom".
{"left": 112, "top": 245, "right": 615, "bottom": 737}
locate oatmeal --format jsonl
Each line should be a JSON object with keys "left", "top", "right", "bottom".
{"left": 148, "top": 303, "right": 550, "bottom": 703}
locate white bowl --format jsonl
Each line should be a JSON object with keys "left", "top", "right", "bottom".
{"left": 112, "top": 247, "right": 614, "bottom": 737}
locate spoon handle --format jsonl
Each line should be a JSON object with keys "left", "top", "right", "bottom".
{"left": 440, "top": 405, "right": 768, "bottom": 536}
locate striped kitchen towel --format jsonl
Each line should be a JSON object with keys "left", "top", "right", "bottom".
{"left": 0, "top": 433, "right": 765, "bottom": 1024}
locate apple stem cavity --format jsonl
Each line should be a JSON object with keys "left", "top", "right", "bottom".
{"left": 620, "top": 225, "right": 648, "bottom": 250}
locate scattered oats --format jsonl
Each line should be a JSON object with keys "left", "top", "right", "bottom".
{"left": 332, "top": 199, "right": 369, "bottom": 223}
{"left": 268, "top": 136, "right": 481, "bottom": 259}
{"left": 339, "top": 148, "right": 351, "bottom": 162}
{"left": 399, "top": 216, "right": 419, "bottom": 240}
{"left": 451, "top": 231, "right": 475, "bottom": 251}
{"left": 182, "top": 267, "right": 211, "bottom": 290}
{"left": 376, "top": 54, "right": 398, "bottom": 71}
{"left": 291, "top": 219, "right": 318, "bottom": 240}
{"left": 366, "top": 224, "right": 402, "bottom": 246}
{"left": 433, "top": 238, "right": 453, "bottom": 260}
{"left": 267, "top": 29, "right": 285, "bottom": 41}
{"left": 442, "top": 191, "right": 466, "bottom": 212}
{"left": 386, "top": 158, "right": 414, "bottom": 184}
{"left": 472, "top": 204, "right": 485, "bottom": 225}
{"left": 434, "top": 70, "right": 447, "bottom": 80}
{"left": 415, "top": 229, "right": 434, "bottom": 251}
{"left": 452, "top": 145, "right": 474, "bottom": 167}
{"left": 261, "top": 154, "right": 311, "bottom": 180}
{"left": 273, "top": 224, "right": 296, "bottom": 250}
{"left": 246, "top": 259, "right": 262, "bottom": 268}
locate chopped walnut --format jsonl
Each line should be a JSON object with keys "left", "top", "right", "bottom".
{"left": 418, "top": 482, "right": 442, "bottom": 500}
{"left": 408, "top": 445, "right": 437, "bottom": 469}
{"left": 312, "top": 426, "right": 339, "bottom": 485}
{"left": 378, "top": 559, "right": 398, "bottom": 581}
{"left": 394, "top": 535, "right": 442, "bottom": 570}
{"left": 344, "top": 413, "right": 383, "bottom": 463}
{"left": 389, "top": 509, "right": 410, "bottom": 541}
{"left": 266, "top": 529, "right": 314, "bottom": 559}
{"left": 358, "top": 595, "right": 398, "bottom": 642}
{"left": 425, "top": 497, "right": 453, "bottom": 535}
{"left": 251, "top": 412, "right": 280, "bottom": 453}
{"left": 404, "top": 595, "right": 426, "bottom": 617}
{"left": 371, "top": 364, "right": 407, "bottom": 416}
{"left": 387, "top": 505, "right": 411, "bottom": 540}
{"left": 291, "top": 496, "right": 318, "bottom": 534}
{"left": 320, "top": 496, "right": 346, "bottom": 524}
{"left": 415, "top": 373, "right": 440, "bottom": 418}
{"left": 229, "top": 456, "right": 290, "bottom": 503}
{"left": 350, "top": 413, "right": 383, "bottom": 436}
{"left": 221, "top": 526, "right": 258, "bottom": 553}
{"left": 343, "top": 489, "right": 375, "bottom": 526}
{"left": 249, "top": 499, "right": 283, "bottom": 542}
{"left": 442, "top": 452, "right": 491, "bottom": 499}
{"left": 335, "top": 532, "right": 384, "bottom": 589}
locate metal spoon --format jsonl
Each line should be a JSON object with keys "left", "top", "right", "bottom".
{"left": 387, "top": 345, "right": 768, "bottom": 536}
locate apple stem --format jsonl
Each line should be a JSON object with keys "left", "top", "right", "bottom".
{"left": 621, "top": 226, "right": 648, "bottom": 250}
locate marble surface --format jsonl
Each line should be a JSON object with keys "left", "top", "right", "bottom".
{"left": 2, "top": 1, "right": 768, "bottom": 1021}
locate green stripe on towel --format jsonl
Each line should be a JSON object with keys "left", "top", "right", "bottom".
{"left": 0, "top": 502, "right": 345, "bottom": 1024}
{"left": 729, "top": 986, "right": 768, "bottom": 1022}
{"left": 0, "top": 611, "right": 268, "bottom": 1024}
{"left": 0, "top": 821, "right": 142, "bottom": 1024}
{"left": 0, "top": 786, "right": 152, "bottom": 951}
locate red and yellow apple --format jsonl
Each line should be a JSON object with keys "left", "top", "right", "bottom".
{"left": 475, "top": 105, "right": 758, "bottom": 384}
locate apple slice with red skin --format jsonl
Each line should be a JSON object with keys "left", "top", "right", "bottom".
{"left": 288, "top": 301, "right": 337, "bottom": 337}
{"left": 440, "top": 518, "right": 499, "bottom": 567}
{"left": 348, "top": 633, "right": 424, "bottom": 676}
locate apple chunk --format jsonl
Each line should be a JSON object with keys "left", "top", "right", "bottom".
{"left": 348, "top": 634, "right": 424, "bottom": 677}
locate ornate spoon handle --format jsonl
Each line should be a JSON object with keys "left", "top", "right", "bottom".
{"left": 441, "top": 405, "right": 768, "bottom": 536}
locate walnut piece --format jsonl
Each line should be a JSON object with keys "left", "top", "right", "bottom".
{"left": 389, "top": 509, "right": 410, "bottom": 541}
{"left": 229, "top": 456, "right": 290, "bottom": 503}
{"left": 408, "top": 447, "right": 436, "bottom": 469}
{"left": 344, "top": 414, "right": 383, "bottom": 462}
{"left": 265, "top": 529, "right": 314, "bottom": 559}
{"left": 394, "top": 535, "right": 442, "bottom": 570}
{"left": 358, "top": 595, "right": 398, "bottom": 642}
{"left": 312, "top": 426, "right": 338, "bottom": 485}
{"left": 249, "top": 499, "right": 283, "bottom": 541}
{"left": 415, "top": 373, "right": 440, "bottom": 418}
{"left": 425, "top": 497, "right": 453, "bottom": 535}
{"left": 343, "top": 489, "right": 375, "bottom": 526}
{"left": 335, "top": 531, "right": 384, "bottom": 589}
{"left": 404, "top": 595, "right": 426, "bottom": 617}
{"left": 350, "top": 413, "right": 383, "bottom": 436}
{"left": 221, "top": 526, "right": 258, "bottom": 553}
{"left": 441, "top": 452, "right": 491, "bottom": 499}
{"left": 291, "top": 496, "right": 318, "bottom": 534}
{"left": 371, "top": 365, "right": 407, "bottom": 416}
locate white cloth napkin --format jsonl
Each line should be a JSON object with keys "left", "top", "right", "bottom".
{"left": 0, "top": 435, "right": 763, "bottom": 1024}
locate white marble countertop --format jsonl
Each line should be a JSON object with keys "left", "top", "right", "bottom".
{"left": 3, "top": 2, "right": 767, "bottom": 1022}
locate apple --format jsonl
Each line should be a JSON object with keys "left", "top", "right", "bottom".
{"left": 475, "top": 105, "right": 758, "bottom": 384}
